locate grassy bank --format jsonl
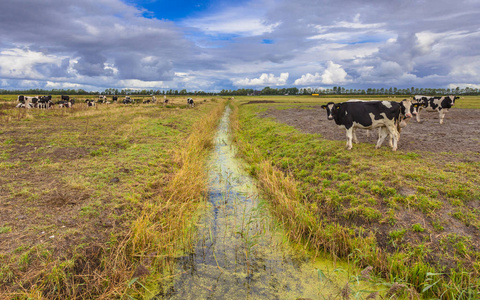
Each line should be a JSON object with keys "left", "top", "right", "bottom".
{"left": 0, "top": 97, "right": 226, "bottom": 298}
{"left": 231, "top": 96, "right": 480, "bottom": 299}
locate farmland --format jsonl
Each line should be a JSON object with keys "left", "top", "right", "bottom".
{"left": 1, "top": 94, "right": 479, "bottom": 299}
{"left": 231, "top": 95, "right": 480, "bottom": 299}
{"left": 0, "top": 96, "right": 226, "bottom": 298}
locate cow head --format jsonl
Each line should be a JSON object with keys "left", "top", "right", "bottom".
{"left": 321, "top": 102, "right": 336, "bottom": 120}
{"left": 400, "top": 99, "right": 414, "bottom": 118}
{"left": 443, "top": 95, "right": 457, "bottom": 108}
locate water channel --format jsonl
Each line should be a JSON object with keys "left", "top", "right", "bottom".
{"left": 155, "top": 106, "right": 374, "bottom": 299}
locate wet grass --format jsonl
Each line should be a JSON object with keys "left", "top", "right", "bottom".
{"left": 0, "top": 96, "right": 227, "bottom": 298}
{"left": 231, "top": 96, "right": 480, "bottom": 299}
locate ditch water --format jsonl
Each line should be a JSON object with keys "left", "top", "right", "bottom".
{"left": 155, "top": 106, "right": 372, "bottom": 299}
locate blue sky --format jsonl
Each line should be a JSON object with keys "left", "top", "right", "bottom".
{"left": 0, "top": 0, "right": 479, "bottom": 92}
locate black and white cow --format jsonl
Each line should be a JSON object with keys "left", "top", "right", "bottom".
{"left": 187, "top": 98, "right": 194, "bottom": 107}
{"left": 123, "top": 96, "right": 132, "bottom": 104}
{"left": 86, "top": 99, "right": 96, "bottom": 107}
{"left": 413, "top": 95, "right": 458, "bottom": 124}
{"left": 98, "top": 95, "right": 107, "bottom": 103}
{"left": 37, "top": 95, "right": 52, "bottom": 109}
{"left": 342, "top": 99, "right": 419, "bottom": 146}
{"left": 61, "top": 95, "right": 70, "bottom": 101}
{"left": 16, "top": 96, "right": 37, "bottom": 108}
{"left": 321, "top": 100, "right": 409, "bottom": 151}
{"left": 112, "top": 96, "right": 118, "bottom": 102}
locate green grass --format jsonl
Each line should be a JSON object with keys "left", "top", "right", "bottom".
{"left": 0, "top": 97, "right": 227, "bottom": 298}
{"left": 232, "top": 96, "right": 480, "bottom": 299}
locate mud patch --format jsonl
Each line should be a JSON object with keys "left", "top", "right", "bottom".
{"left": 261, "top": 107, "right": 480, "bottom": 157}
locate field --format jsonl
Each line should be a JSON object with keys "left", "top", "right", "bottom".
{"left": 1, "top": 94, "right": 479, "bottom": 299}
{"left": 232, "top": 95, "right": 480, "bottom": 299}
{"left": 0, "top": 96, "right": 226, "bottom": 298}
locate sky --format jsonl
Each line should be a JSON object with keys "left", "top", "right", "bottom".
{"left": 1, "top": 0, "right": 480, "bottom": 92}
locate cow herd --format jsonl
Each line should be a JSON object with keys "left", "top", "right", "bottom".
{"left": 15, "top": 95, "right": 193, "bottom": 108}
{"left": 321, "top": 95, "right": 458, "bottom": 151}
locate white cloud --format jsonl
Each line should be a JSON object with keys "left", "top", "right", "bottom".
{"left": 321, "top": 61, "right": 349, "bottom": 85}
{"left": 294, "top": 61, "right": 349, "bottom": 85}
{"left": 294, "top": 72, "right": 322, "bottom": 85}
{"left": 234, "top": 73, "right": 289, "bottom": 86}
{"left": 0, "top": 48, "right": 66, "bottom": 79}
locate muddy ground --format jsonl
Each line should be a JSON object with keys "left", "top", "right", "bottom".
{"left": 259, "top": 106, "right": 480, "bottom": 157}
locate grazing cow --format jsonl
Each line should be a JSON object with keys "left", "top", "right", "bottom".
{"left": 112, "top": 96, "right": 118, "bottom": 102}
{"left": 321, "top": 101, "right": 405, "bottom": 151}
{"left": 99, "top": 95, "right": 107, "bottom": 102}
{"left": 413, "top": 95, "right": 458, "bottom": 124}
{"left": 187, "top": 98, "right": 194, "bottom": 107}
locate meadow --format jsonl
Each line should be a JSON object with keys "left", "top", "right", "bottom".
{"left": 231, "top": 95, "right": 480, "bottom": 299}
{"left": 1, "top": 94, "right": 479, "bottom": 299}
{"left": 0, "top": 96, "right": 226, "bottom": 298}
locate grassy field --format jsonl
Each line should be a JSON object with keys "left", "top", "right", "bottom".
{"left": 231, "top": 95, "right": 480, "bottom": 299}
{"left": 0, "top": 96, "right": 226, "bottom": 298}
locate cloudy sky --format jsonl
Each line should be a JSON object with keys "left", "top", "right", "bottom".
{"left": 1, "top": 0, "right": 479, "bottom": 92}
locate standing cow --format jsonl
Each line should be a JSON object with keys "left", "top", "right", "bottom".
{"left": 321, "top": 101, "right": 407, "bottom": 151}
{"left": 413, "top": 95, "right": 458, "bottom": 124}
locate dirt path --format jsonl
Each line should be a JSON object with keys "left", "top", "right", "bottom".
{"left": 260, "top": 107, "right": 480, "bottom": 155}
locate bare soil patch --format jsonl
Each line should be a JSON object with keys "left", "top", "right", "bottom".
{"left": 260, "top": 107, "right": 480, "bottom": 156}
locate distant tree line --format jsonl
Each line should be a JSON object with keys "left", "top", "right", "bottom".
{"left": 1, "top": 86, "right": 479, "bottom": 96}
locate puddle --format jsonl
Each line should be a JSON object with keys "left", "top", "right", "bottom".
{"left": 154, "top": 106, "right": 377, "bottom": 299}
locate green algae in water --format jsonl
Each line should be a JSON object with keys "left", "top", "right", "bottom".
{"left": 154, "top": 107, "right": 380, "bottom": 299}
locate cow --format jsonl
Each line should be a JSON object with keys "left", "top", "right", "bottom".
{"left": 112, "top": 96, "right": 118, "bottom": 102}
{"left": 123, "top": 96, "right": 132, "bottom": 104}
{"left": 343, "top": 99, "right": 419, "bottom": 146}
{"left": 413, "top": 95, "right": 458, "bottom": 124}
{"left": 17, "top": 95, "right": 25, "bottom": 103}
{"left": 151, "top": 95, "right": 156, "bottom": 103}
{"left": 164, "top": 95, "right": 169, "bottom": 104}
{"left": 143, "top": 99, "right": 151, "bottom": 104}
{"left": 37, "top": 95, "right": 52, "bottom": 109}
{"left": 98, "top": 95, "right": 107, "bottom": 102}
{"left": 187, "top": 98, "right": 194, "bottom": 107}
{"left": 86, "top": 99, "right": 96, "bottom": 107}
{"left": 321, "top": 100, "right": 407, "bottom": 151}
{"left": 61, "top": 95, "right": 70, "bottom": 101}
{"left": 16, "top": 96, "right": 38, "bottom": 109}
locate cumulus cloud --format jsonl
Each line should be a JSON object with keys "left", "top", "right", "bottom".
{"left": 234, "top": 73, "right": 289, "bottom": 87}
{"left": 294, "top": 61, "right": 349, "bottom": 85}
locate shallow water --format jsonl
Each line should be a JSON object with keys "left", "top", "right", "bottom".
{"left": 154, "top": 106, "right": 373, "bottom": 299}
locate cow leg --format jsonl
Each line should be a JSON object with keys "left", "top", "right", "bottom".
{"left": 376, "top": 127, "right": 388, "bottom": 149}
{"left": 352, "top": 128, "right": 359, "bottom": 144}
{"left": 439, "top": 110, "right": 445, "bottom": 124}
{"left": 345, "top": 128, "right": 354, "bottom": 150}
{"left": 416, "top": 110, "right": 421, "bottom": 122}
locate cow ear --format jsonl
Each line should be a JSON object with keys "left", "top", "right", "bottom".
{"left": 321, "top": 105, "right": 326, "bottom": 109}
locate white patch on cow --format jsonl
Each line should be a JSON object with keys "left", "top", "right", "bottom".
{"left": 382, "top": 101, "right": 392, "bottom": 108}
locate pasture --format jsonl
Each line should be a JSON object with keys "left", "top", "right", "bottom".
{"left": 0, "top": 96, "right": 226, "bottom": 298}
{"left": 231, "top": 95, "right": 480, "bottom": 299}
{"left": 1, "top": 93, "right": 479, "bottom": 299}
